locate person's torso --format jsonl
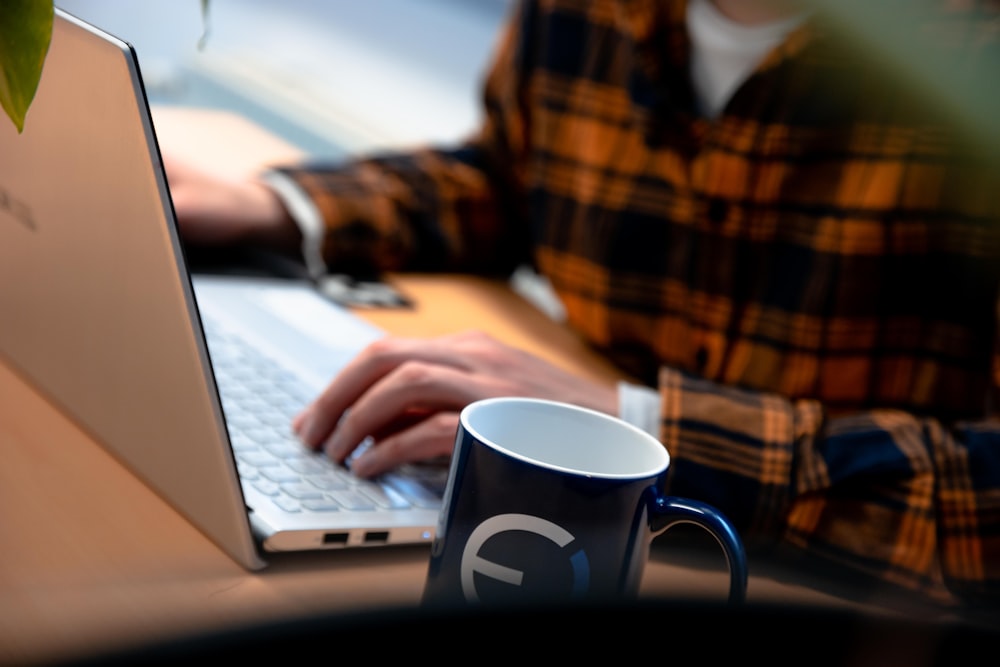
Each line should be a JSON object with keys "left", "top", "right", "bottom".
{"left": 523, "top": 0, "right": 1000, "bottom": 417}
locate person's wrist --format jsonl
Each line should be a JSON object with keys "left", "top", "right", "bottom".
{"left": 617, "top": 381, "right": 661, "bottom": 437}
{"left": 243, "top": 180, "right": 303, "bottom": 253}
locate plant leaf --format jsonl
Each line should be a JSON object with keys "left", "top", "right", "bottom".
{"left": 0, "top": 0, "right": 54, "bottom": 133}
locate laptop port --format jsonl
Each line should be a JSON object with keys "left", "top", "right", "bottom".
{"left": 364, "top": 531, "right": 389, "bottom": 544}
{"left": 323, "top": 532, "right": 350, "bottom": 545}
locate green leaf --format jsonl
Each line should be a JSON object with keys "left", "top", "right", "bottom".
{"left": 0, "top": 0, "right": 54, "bottom": 133}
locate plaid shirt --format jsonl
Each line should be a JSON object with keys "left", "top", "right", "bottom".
{"left": 275, "top": 0, "right": 1000, "bottom": 606}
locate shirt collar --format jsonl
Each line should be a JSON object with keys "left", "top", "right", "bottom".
{"left": 614, "top": 0, "right": 819, "bottom": 78}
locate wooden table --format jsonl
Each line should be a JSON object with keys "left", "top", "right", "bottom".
{"left": 1, "top": 271, "right": 940, "bottom": 664}
{"left": 1, "top": 108, "right": 980, "bottom": 664}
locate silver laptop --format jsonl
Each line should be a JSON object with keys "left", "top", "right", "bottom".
{"left": 0, "top": 8, "right": 443, "bottom": 570}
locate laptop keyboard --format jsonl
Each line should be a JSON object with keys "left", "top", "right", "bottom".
{"left": 201, "top": 316, "right": 445, "bottom": 515}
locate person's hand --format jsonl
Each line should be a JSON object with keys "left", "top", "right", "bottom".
{"left": 162, "top": 153, "right": 301, "bottom": 252}
{"left": 292, "top": 330, "right": 619, "bottom": 478}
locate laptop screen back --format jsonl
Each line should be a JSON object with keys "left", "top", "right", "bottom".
{"left": 0, "top": 9, "right": 265, "bottom": 569}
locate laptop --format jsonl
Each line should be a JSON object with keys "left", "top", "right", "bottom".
{"left": 0, "top": 8, "right": 444, "bottom": 571}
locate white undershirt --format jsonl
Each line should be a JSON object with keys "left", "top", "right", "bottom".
{"left": 687, "top": 0, "right": 808, "bottom": 117}
{"left": 267, "top": 0, "right": 810, "bottom": 436}
{"left": 619, "top": 0, "right": 807, "bottom": 433}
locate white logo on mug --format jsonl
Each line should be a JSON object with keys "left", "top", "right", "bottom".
{"left": 460, "top": 513, "right": 590, "bottom": 602}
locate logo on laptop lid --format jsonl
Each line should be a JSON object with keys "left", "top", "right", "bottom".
{"left": 0, "top": 183, "right": 37, "bottom": 232}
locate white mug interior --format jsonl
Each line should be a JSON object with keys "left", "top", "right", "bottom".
{"left": 460, "top": 397, "right": 669, "bottom": 479}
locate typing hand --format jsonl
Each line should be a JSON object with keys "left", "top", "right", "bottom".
{"left": 292, "top": 330, "right": 618, "bottom": 478}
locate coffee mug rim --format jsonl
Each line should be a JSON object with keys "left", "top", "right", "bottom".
{"left": 460, "top": 396, "right": 670, "bottom": 480}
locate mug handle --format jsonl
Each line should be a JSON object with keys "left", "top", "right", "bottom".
{"left": 650, "top": 495, "right": 748, "bottom": 604}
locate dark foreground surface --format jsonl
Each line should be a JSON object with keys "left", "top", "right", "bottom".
{"left": 65, "top": 596, "right": 1000, "bottom": 667}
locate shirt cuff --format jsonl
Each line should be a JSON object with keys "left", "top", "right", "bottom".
{"left": 260, "top": 169, "right": 327, "bottom": 281}
{"left": 617, "top": 381, "right": 661, "bottom": 437}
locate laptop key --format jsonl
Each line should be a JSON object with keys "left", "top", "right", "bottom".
{"left": 301, "top": 497, "right": 342, "bottom": 512}
{"left": 259, "top": 466, "right": 303, "bottom": 483}
{"left": 252, "top": 479, "right": 282, "bottom": 497}
{"left": 281, "top": 482, "right": 324, "bottom": 500}
{"left": 284, "top": 456, "right": 330, "bottom": 475}
{"left": 236, "top": 462, "right": 259, "bottom": 480}
{"left": 272, "top": 495, "right": 301, "bottom": 513}
{"left": 306, "top": 475, "right": 350, "bottom": 491}
{"left": 237, "top": 451, "right": 280, "bottom": 468}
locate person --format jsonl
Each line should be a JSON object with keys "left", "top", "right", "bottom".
{"left": 164, "top": 0, "right": 1000, "bottom": 608}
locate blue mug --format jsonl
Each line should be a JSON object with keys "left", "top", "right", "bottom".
{"left": 422, "top": 397, "right": 747, "bottom": 607}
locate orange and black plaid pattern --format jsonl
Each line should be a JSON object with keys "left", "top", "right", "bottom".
{"left": 275, "top": 0, "right": 1000, "bottom": 605}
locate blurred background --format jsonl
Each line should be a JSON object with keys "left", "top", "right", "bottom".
{"left": 56, "top": 0, "right": 514, "bottom": 161}
{"left": 55, "top": 0, "right": 565, "bottom": 316}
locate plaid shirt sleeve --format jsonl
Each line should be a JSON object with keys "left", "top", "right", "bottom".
{"left": 268, "top": 5, "right": 533, "bottom": 277}
{"left": 659, "top": 367, "right": 1000, "bottom": 607}
{"left": 272, "top": 0, "right": 1000, "bottom": 608}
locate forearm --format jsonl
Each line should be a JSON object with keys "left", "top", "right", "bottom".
{"left": 262, "top": 145, "right": 525, "bottom": 276}
{"left": 258, "top": 3, "right": 532, "bottom": 278}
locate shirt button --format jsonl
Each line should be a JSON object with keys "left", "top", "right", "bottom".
{"left": 707, "top": 198, "right": 728, "bottom": 224}
{"left": 695, "top": 346, "right": 709, "bottom": 373}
